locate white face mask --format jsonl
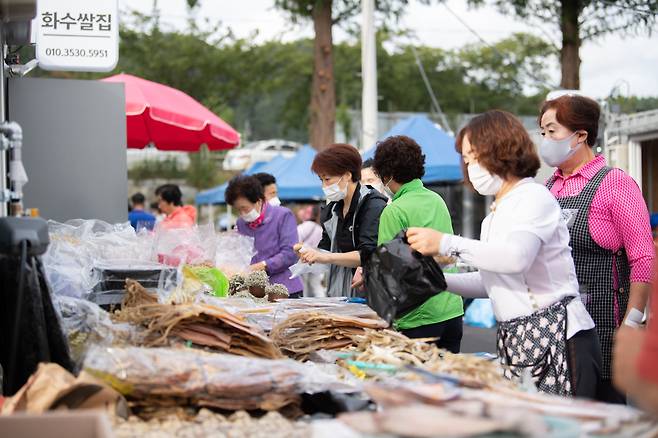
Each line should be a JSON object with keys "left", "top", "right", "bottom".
{"left": 323, "top": 176, "right": 347, "bottom": 202}
{"left": 241, "top": 202, "right": 261, "bottom": 223}
{"left": 467, "top": 162, "right": 503, "bottom": 196}
{"left": 268, "top": 196, "right": 281, "bottom": 207}
{"left": 382, "top": 178, "right": 395, "bottom": 199}
{"left": 540, "top": 132, "right": 581, "bottom": 167}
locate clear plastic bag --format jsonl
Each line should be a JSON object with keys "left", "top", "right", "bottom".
{"left": 215, "top": 231, "right": 256, "bottom": 276}
{"left": 289, "top": 261, "right": 330, "bottom": 279}
{"left": 54, "top": 295, "right": 143, "bottom": 367}
{"left": 43, "top": 219, "right": 165, "bottom": 299}
{"left": 153, "top": 223, "right": 217, "bottom": 266}
{"left": 83, "top": 346, "right": 356, "bottom": 410}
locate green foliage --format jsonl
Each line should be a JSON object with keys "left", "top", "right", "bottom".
{"left": 608, "top": 96, "right": 658, "bottom": 113}
{"left": 469, "top": 0, "right": 658, "bottom": 41}
{"left": 128, "top": 158, "right": 186, "bottom": 182}
{"left": 23, "top": 8, "right": 655, "bottom": 145}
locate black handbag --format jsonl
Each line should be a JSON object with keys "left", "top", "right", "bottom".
{"left": 364, "top": 230, "right": 447, "bottom": 324}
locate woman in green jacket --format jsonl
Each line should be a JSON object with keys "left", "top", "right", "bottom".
{"left": 372, "top": 135, "right": 464, "bottom": 353}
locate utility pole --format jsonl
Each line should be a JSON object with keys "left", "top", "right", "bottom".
{"left": 361, "top": 0, "right": 377, "bottom": 150}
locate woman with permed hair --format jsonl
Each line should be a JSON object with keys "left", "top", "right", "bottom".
{"left": 372, "top": 135, "right": 464, "bottom": 353}
{"left": 225, "top": 175, "right": 303, "bottom": 296}
{"left": 405, "top": 110, "right": 600, "bottom": 398}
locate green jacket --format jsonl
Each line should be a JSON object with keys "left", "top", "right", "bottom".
{"left": 377, "top": 179, "right": 464, "bottom": 330}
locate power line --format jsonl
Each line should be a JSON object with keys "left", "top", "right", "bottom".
{"left": 441, "top": 2, "right": 557, "bottom": 91}
{"left": 410, "top": 45, "right": 453, "bottom": 134}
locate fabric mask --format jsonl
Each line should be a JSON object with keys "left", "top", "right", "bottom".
{"left": 467, "top": 162, "right": 503, "bottom": 196}
{"left": 323, "top": 176, "right": 347, "bottom": 202}
{"left": 540, "top": 132, "right": 580, "bottom": 167}
{"left": 241, "top": 205, "right": 261, "bottom": 223}
{"left": 382, "top": 179, "right": 395, "bottom": 199}
{"left": 268, "top": 196, "right": 281, "bottom": 207}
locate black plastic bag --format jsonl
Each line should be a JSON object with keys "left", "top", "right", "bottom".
{"left": 364, "top": 230, "right": 447, "bottom": 324}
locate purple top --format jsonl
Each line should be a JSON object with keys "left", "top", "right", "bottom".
{"left": 237, "top": 205, "right": 304, "bottom": 294}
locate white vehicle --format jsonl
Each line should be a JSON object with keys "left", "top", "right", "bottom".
{"left": 222, "top": 139, "right": 302, "bottom": 171}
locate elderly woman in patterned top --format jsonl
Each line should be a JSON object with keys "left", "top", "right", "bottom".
{"left": 539, "top": 94, "right": 655, "bottom": 404}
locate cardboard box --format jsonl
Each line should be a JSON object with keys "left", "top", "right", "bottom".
{"left": 0, "top": 411, "right": 114, "bottom": 438}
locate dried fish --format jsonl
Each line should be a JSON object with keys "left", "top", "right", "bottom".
{"left": 344, "top": 329, "right": 513, "bottom": 388}
{"left": 270, "top": 311, "right": 388, "bottom": 360}
{"left": 85, "top": 346, "right": 303, "bottom": 413}
{"left": 114, "top": 280, "right": 282, "bottom": 359}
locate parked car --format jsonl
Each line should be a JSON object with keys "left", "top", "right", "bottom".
{"left": 222, "top": 139, "right": 302, "bottom": 171}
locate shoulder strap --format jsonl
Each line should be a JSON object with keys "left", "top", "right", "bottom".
{"left": 577, "top": 166, "right": 612, "bottom": 210}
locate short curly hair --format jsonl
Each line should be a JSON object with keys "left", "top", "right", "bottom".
{"left": 456, "top": 110, "right": 540, "bottom": 180}
{"left": 372, "top": 135, "right": 425, "bottom": 184}
{"left": 225, "top": 175, "right": 264, "bottom": 205}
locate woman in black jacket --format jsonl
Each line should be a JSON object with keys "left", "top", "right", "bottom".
{"left": 297, "top": 143, "right": 387, "bottom": 297}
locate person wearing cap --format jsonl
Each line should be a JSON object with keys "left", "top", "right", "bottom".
{"left": 539, "top": 94, "right": 654, "bottom": 403}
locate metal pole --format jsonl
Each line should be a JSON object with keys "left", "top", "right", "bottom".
{"left": 0, "top": 22, "right": 7, "bottom": 217}
{"left": 361, "top": 0, "right": 377, "bottom": 150}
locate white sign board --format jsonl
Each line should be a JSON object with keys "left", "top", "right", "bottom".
{"left": 35, "top": 0, "right": 118, "bottom": 72}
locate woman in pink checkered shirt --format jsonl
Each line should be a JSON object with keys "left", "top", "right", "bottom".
{"left": 539, "top": 94, "right": 655, "bottom": 404}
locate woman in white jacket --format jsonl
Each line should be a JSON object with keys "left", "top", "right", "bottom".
{"left": 407, "top": 110, "right": 601, "bottom": 398}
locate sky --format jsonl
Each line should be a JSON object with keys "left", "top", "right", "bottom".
{"left": 120, "top": 0, "right": 658, "bottom": 99}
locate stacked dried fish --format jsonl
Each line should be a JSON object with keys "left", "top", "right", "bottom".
{"left": 85, "top": 346, "right": 302, "bottom": 412}
{"left": 345, "top": 329, "right": 512, "bottom": 388}
{"left": 269, "top": 311, "right": 388, "bottom": 359}
{"left": 114, "top": 280, "right": 281, "bottom": 359}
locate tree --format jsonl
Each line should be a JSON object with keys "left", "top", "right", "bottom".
{"left": 274, "top": 0, "right": 409, "bottom": 150}
{"left": 469, "top": 0, "right": 658, "bottom": 89}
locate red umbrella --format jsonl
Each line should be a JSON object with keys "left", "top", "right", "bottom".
{"left": 101, "top": 73, "right": 240, "bottom": 151}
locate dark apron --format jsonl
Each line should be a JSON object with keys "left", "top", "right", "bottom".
{"left": 497, "top": 296, "right": 573, "bottom": 396}
{"left": 547, "top": 167, "right": 630, "bottom": 381}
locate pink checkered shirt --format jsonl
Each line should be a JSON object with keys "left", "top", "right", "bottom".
{"left": 548, "top": 155, "right": 654, "bottom": 284}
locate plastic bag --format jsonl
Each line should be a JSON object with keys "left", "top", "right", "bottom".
{"left": 464, "top": 298, "right": 497, "bottom": 329}
{"left": 153, "top": 223, "right": 217, "bottom": 266}
{"left": 54, "top": 295, "right": 143, "bottom": 367}
{"left": 364, "top": 230, "right": 447, "bottom": 324}
{"left": 289, "top": 261, "right": 330, "bottom": 279}
{"left": 215, "top": 231, "right": 256, "bottom": 276}
{"left": 83, "top": 346, "right": 357, "bottom": 410}
{"left": 43, "top": 219, "right": 155, "bottom": 299}
{"left": 185, "top": 265, "right": 229, "bottom": 297}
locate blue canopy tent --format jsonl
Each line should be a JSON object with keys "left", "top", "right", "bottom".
{"left": 196, "top": 145, "right": 323, "bottom": 205}
{"left": 363, "top": 115, "right": 463, "bottom": 184}
{"left": 195, "top": 155, "right": 289, "bottom": 204}
{"left": 273, "top": 145, "right": 324, "bottom": 201}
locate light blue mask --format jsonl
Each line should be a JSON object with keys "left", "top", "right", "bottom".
{"left": 540, "top": 132, "right": 581, "bottom": 167}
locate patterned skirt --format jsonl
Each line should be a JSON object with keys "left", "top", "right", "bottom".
{"left": 496, "top": 297, "right": 573, "bottom": 396}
